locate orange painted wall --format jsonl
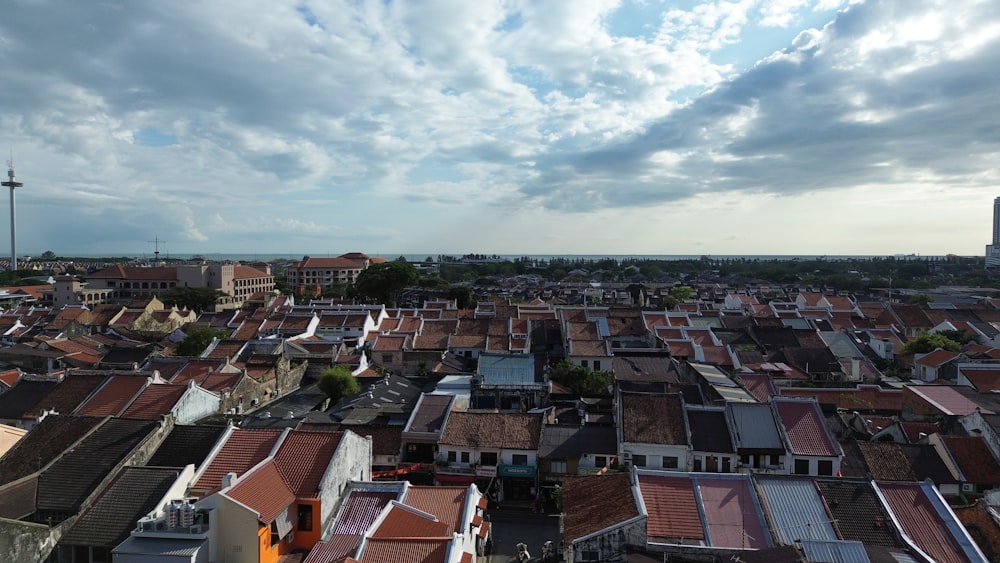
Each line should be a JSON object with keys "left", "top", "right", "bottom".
{"left": 291, "top": 500, "right": 323, "bottom": 550}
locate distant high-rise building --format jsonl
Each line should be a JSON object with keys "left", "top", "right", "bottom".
{"left": 987, "top": 197, "right": 1000, "bottom": 267}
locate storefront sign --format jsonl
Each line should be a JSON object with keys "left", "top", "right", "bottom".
{"left": 475, "top": 465, "right": 498, "bottom": 477}
{"left": 498, "top": 464, "right": 536, "bottom": 478}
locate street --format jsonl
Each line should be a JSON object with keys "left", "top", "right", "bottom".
{"left": 482, "top": 510, "right": 561, "bottom": 563}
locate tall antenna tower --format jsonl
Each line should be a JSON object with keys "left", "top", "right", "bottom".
{"left": 1, "top": 153, "right": 23, "bottom": 272}
{"left": 148, "top": 236, "right": 167, "bottom": 262}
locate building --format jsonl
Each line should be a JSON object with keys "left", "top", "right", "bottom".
{"left": 50, "top": 263, "right": 274, "bottom": 309}
{"left": 987, "top": 196, "right": 1000, "bottom": 267}
{"left": 286, "top": 252, "right": 387, "bottom": 293}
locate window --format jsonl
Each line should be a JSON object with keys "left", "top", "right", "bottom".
{"left": 512, "top": 454, "right": 528, "bottom": 466}
{"left": 461, "top": 451, "right": 470, "bottom": 463}
{"left": 794, "top": 459, "right": 810, "bottom": 475}
{"left": 550, "top": 460, "right": 568, "bottom": 474}
{"left": 770, "top": 454, "right": 782, "bottom": 467}
{"left": 382, "top": 353, "right": 393, "bottom": 363}
{"left": 594, "top": 456, "right": 607, "bottom": 468}
{"left": 581, "top": 360, "right": 588, "bottom": 368}
{"left": 297, "top": 504, "right": 313, "bottom": 531}
{"left": 593, "top": 360, "right": 601, "bottom": 371}
{"left": 447, "top": 451, "right": 457, "bottom": 463}
{"left": 631, "top": 454, "right": 647, "bottom": 467}
{"left": 662, "top": 456, "right": 679, "bottom": 469}
{"left": 721, "top": 457, "right": 732, "bottom": 472}
{"left": 581, "top": 551, "right": 600, "bottom": 561}
{"left": 817, "top": 459, "right": 833, "bottom": 476}
{"left": 693, "top": 457, "right": 702, "bottom": 472}
{"left": 480, "top": 452, "right": 498, "bottom": 466}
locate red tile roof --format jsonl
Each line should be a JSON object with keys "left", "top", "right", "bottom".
{"left": 274, "top": 430, "right": 345, "bottom": 498}
{"left": 120, "top": 383, "right": 187, "bottom": 420}
{"left": 193, "top": 428, "right": 283, "bottom": 494}
{"left": 773, "top": 399, "right": 839, "bottom": 457}
{"left": 562, "top": 474, "right": 640, "bottom": 543}
{"left": 371, "top": 503, "right": 450, "bottom": 538}
{"left": 941, "top": 435, "right": 1000, "bottom": 486}
{"left": 74, "top": 375, "right": 148, "bottom": 417}
{"left": 402, "top": 486, "right": 467, "bottom": 534}
{"left": 358, "top": 538, "right": 449, "bottom": 563}
{"left": 637, "top": 473, "right": 704, "bottom": 540}
{"left": 915, "top": 348, "right": 961, "bottom": 367}
{"left": 226, "top": 460, "right": 295, "bottom": 523}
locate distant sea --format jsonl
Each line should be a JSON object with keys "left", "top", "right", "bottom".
{"left": 63, "top": 252, "right": 952, "bottom": 262}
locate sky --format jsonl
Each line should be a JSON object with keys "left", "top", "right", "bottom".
{"left": 1, "top": 0, "right": 999, "bottom": 258}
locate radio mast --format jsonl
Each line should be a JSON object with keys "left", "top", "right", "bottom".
{"left": 1, "top": 154, "right": 23, "bottom": 272}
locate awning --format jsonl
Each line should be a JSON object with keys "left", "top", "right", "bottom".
{"left": 435, "top": 473, "right": 476, "bottom": 484}
{"left": 274, "top": 506, "right": 293, "bottom": 539}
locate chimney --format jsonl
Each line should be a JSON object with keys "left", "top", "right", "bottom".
{"left": 222, "top": 472, "right": 238, "bottom": 489}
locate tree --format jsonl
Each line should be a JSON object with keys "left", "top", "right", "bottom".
{"left": 670, "top": 286, "right": 694, "bottom": 301}
{"left": 900, "top": 332, "right": 962, "bottom": 355}
{"left": 176, "top": 326, "right": 226, "bottom": 356}
{"left": 549, "top": 361, "right": 613, "bottom": 395}
{"left": 318, "top": 366, "right": 360, "bottom": 403}
{"left": 158, "top": 286, "right": 224, "bottom": 312}
{"left": 447, "top": 286, "right": 474, "bottom": 309}
{"left": 907, "top": 294, "right": 934, "bottom": 305}
{"left": 40, "top": 250, "right": 57, "bottom": 260}
{"left": 353, "top": 261, "right": 419, "bottom": 306}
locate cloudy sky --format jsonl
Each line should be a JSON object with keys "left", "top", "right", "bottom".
{"left": 1, "top": 0, "right": 998, "bottom": 258}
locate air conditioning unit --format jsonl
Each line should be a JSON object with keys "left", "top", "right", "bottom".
{"left": 962, "top": 483, "right": 975, "bottom": 493}
{"left": 622, "top": 453, "right": 632, "bottom": 461}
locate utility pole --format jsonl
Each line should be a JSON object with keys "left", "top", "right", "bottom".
{"left": 1, "top": 155, "right": 23, "bottom": 272}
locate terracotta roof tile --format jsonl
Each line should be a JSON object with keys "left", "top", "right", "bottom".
{"left": 274, "top": 430, "right": 345, "bottom": 497}
{"left": 358, "top": 538, "right": 449, "bottom": 563}
{"left": 941, "top": 435, "right": 1000, "bottom": 486}
{"left": 371, "top": 502, "right": 450, "bottom": 538}
{"left": 637, "top": 473, "right": 704, "bottom": 540}
{"left": 226, "top": 460, "right": 295, "bottom": 523}
{"left": 773, "top": 399, "right": 840, "bottom": 457}
{"left": 120, "top": 383, "right": 188, "bottom": 420}
{"left": 193, "top": 428, "right": 283, "bottom": 495}
{"left": 562, "top": 473, "right": 640, "bottom": 543}
{"left": 857, "top": 441, "right": 917, "bottom": 481}
{"left": 402, "top": 486, "right": 468, "bottom": 534}
{"left": 74, "top": 375, "right": 148, "bottom": 417}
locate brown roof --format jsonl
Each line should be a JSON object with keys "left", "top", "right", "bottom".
{"left": 941, "top": 435, "right": 1000, "bottom": 486}
{"left": 857, "top": 441, "right": 917, "bottom": 481}
{"left": 226, "top": 460, "right": 295, "bottom": 523}
{"left": 621, "top": 393, "right": 686, "bottom": 445}
{"left": 562, "top": 474, "right": 640, "bottom": 543}
{"left": 74, "top": 376, "right": 148, "bottom": 417}
{"left": 439, "top": 412, "right": 541, "bottom": 450}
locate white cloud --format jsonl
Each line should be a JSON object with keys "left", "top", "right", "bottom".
{"left": 0, "top": 0, "right": 997, "bottom": 256}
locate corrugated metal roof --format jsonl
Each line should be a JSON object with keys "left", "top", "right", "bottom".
{"left": 726, "top": 402, "right": 784, "bottom": 450}
{"left": 799, "top": 539, "right": 871, "bottom": 563}
{"left": 112, "top": 536, "right": 206, "bottom": 557}
{"left": 756, "top": 477, "right": 838, "bottom": 545}
{"left": 476, "top": 353, "right": 537, "bottom": 386}
{"left": 875, "top": 481, "right": 977, "bottom": 563}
